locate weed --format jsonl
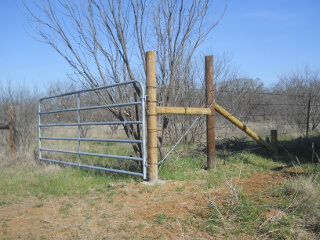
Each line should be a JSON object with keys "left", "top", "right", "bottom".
{"left": 83, "top": 212, "right": 92, "bottom": 220}
{"left": 154, "top": 214, "right": 170, "bottom": 224}
{"left": 59, "top": 202, "right": 74, "bottom": 215}
{"left": 138, "top": 184, "right": 160, "bottom": 194}
{"left": 106, "top": 198, "right": 114, "bottom": 204}
{"left": 136, "top": 222, "right": 146, "bottom": 229}
{"left": 100, "top": 213, "right": 108, "bottom": 219}
{"left": 2, "top": 221, "right": 8, "bottom": 228}
{"left": 97, "top": 220, "right": 107, "bottom": 228}
{"left": 175, "top": 186, "right": 185, "bottom": 192}
{"left": 118, "top": 223, "right": 130, "bottom": 231}
{"left": 259, "top": 216, "right": 293, "bottom": 239}
{"left": 232, "top": 197, "right": 260, "bottom": 233}
{"left": 32, "top": 202, "right": 44, "bottom": 208}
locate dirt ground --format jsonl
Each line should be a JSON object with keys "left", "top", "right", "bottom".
{"left": 0, "top": 171, "right": 289, "bottom": 240}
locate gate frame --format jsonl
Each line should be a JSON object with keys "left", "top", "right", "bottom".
{"left": 39, "top": 80, "right": 148, "bottom": 179}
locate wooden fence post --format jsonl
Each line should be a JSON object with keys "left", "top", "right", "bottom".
{"left": 206, "top": 56, "right": 215, "bottom": 169}
{"left": 271, "top": 130, "right": 278, "bottom": 155}
{"left": 9, "top": 106, "right": 15, "bottom": 158}
{"left": 146, "top": 51, "right": 158, "bottom": 182}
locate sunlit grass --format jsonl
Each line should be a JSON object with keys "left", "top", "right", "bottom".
{"left": 159, "top": 149, "right": 283, "bottom": 186}
{"left": 0, "top": 158, "right": 136, "bottom": 204}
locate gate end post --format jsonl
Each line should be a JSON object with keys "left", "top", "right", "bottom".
{"left": 146, "top": 51, "right": 158, "bottom": 182}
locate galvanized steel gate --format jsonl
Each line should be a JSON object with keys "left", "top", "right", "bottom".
{"left": 38, "top": 81, "right": 147, "bottom": 179}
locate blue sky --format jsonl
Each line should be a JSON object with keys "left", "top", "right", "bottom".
{"left": 0, "top": 0, "right": 319, "bottom": 89}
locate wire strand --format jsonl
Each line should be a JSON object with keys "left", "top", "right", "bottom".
{"left": 157, "top": 101, "right": 215, "bottom": 166}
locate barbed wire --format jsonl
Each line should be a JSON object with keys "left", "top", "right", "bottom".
{"left": 157, "top": 87, "right": 308, "bottom": 98}
{"left": 155, "top": 101, "right": 216, "bottom": 167}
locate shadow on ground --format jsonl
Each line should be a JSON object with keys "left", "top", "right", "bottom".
{"left": 210, "top": 134, "right": 320, "bottom": 167}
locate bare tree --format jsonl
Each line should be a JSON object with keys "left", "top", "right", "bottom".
{"left": 273, "top": 66, "right": 320, "bottom": 135}
{"left": 0, "top": 80, "right": 39, "bottom": 151}
{"left": 23, "top": 0, "right": 226, "bottom": 157}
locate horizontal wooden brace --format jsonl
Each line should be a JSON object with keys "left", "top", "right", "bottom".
{"left": 157, "top": 107, "right": 211, "bottom": 115}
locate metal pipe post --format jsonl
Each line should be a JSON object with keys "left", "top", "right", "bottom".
{"left": 77, "top": 93, "right": 81, "bottom": 164}
{"left": 140, "top": 88, "right": 148, "bottom": 180}
{"left": 38, "top": 102, "right": 42, "bottom": 160}
{"left": 146, "top": 51, "right": 158, "bottom": 182}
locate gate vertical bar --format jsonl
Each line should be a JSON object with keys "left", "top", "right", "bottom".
{"left": 77, "top": 93, "right": 81, "bottom": 164}
{"left": 206, "top": 55, "right": 215, "bottom": 169}
{"left": 146, "top": 51, "right": 158, "bottom": 182}
{"left": 141, "top": 89, "right": 147, "bottom": 180}
{"left": 38, "top": 101, "right": 42, "bottom": 160}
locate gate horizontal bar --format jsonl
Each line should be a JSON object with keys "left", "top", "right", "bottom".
{"left": 40, "top": 137, "right": 143, "bottom": 144}
{"left": 40, "top": 80, "right": 141, "bottom": 100}
{"left": 40, "top": 121, "right": 142, "bottom": 127}
{"left": 39, "top": 158, "right": 143, "bottom": 177}
{"left": 157, "top": 107, "right": 211, "bottom": 115}
{"left": 40, "top": 101, "right": 142, "bottom": 115}
{"left": 79, "top": 102, "right": 142, "bottom": 111}
{"left": 39, "top": 108, "right": 77, "bottom": 115}
{"left": 40, "top": 148, "right": 143, "bottom": 161}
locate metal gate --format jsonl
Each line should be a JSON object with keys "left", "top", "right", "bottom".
{"left": 38, "top": 81, "right": 147, "bottom": 179}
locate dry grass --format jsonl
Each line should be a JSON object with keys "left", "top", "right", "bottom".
{"left": 281, "top": 174, "right": 320, "bottom": 237}
{"left": 0, "top": 148, "right": 35, "bottom": 168}
{"left": 1, "top": 131, "right": 320, "bottom": 239}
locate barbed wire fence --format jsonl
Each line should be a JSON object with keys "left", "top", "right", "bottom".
{"left": 154, "top": 86, "right": 320, "bottom": 164}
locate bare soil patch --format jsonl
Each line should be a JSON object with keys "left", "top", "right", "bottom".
{"left": 0, "top": 171, "right": 289, "bottom": 239}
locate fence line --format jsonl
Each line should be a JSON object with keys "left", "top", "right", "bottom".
{"left": 0, "top": 106, "right": 15, "bottom": 157}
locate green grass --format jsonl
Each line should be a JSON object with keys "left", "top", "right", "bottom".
{"left": 154, "top": 213, "right": 171, "bottom": 224}
{"left": 206, "top": 192, "right": 263, "bottom": 236}
{"left": 159, "top": 150, "right": 282, "bottom": 186}
{"left": 0, "top": 161, "right": 136, "bottom": 204}
{"left": 41, "top": 140, "right": 141, "bottom": 172}
{"left": 201, "top": 159, "right": 320, "bottom": 239}
{"left": 1, "top": 134, "right": 320, "bottom": 239}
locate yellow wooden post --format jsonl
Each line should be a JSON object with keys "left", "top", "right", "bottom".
{"left": 206, "top": 56, "right": 215, "bottom": 169}
{"left": 146, "top": 51, "right": 158, "bottom": 182}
